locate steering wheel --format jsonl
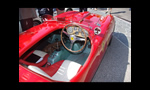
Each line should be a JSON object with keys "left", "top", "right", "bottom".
{"left": 61, "top": 23, "right": 87, "bottom": 53}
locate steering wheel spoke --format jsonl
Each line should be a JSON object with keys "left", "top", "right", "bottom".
{"left": 76, "top": 37, "right": 85, "bottom": 41}
{"left": 63, "top": 31, "right": 70, "bottom": 37}
{"left": 69, "top": 41, "right": 75, "bottom": 50}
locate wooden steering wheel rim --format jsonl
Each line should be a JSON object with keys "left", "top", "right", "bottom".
{"left": 61, "top": 23, "right": 87, "bottom": 53}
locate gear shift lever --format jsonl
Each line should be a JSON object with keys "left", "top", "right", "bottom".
{"left": 55, "top": 40, "right": 60, "bottom": 51}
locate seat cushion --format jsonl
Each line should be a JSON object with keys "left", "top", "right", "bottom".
{"left": 28, "top": 60, "right": 82, "bottom": 82}
{"left": 19, "top": 50, "right": 49, "bottom": 67}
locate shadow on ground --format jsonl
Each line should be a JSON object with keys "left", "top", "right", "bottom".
{"left": 92, "top": 32, "right": 129, "bottom": 82}
{"left": 111, "top": 11, "right": 126, "bottom": 14}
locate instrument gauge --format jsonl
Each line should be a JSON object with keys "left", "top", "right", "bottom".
{"left": 75, "top": 32, "right": 79, "bottom": 36}
{"left": 74, "top": 27, "right": 78, "bottom": 31}
{"left": 78, "top": 28, "right": 82, "bottom": 32}
{"left": 81, "top": 32, "right": 84, "bottom": 37}
{"left": 67, "top": 27, "right": 73, "bottom": 34}
{"left": 81, "top": 29, "right": 88, "bottom": 37}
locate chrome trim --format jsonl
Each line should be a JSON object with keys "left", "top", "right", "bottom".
{"left": 94, "top": 27, "right": 101, "bottom": 35}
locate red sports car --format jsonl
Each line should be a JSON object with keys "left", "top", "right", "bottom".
{"left": 19, "top": 11, "right": 115, "bottom": 82}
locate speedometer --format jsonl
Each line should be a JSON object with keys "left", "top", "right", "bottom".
{"left": 67, "top": 27, "right": 73, "bottom": 34}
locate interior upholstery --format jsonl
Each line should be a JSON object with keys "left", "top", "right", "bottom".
{"left": 19, "top": 50, "right": 49, "bottom": 67}
{"left": 28, "top": 60, "right": 82, "bottom": 82}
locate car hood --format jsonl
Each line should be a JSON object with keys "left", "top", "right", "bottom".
{"left": 55, "top": 11, "right": 104, "bottom": 30}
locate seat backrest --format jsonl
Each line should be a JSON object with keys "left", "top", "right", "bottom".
{"left": 28, "top": 65, "right": 52, "bottom": 79}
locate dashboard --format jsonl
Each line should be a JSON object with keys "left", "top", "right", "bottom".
{"left": 66, "top": 26, "right": 89, "bottom": 38}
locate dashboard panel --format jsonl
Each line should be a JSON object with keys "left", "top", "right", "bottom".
{"left": 66, "top": 26, "right": 89, "bottom": 38}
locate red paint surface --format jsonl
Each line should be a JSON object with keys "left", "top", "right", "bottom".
{"left": 19, "top": 11, "right": 115, "bottom": 82}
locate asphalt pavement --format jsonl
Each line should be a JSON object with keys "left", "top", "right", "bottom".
{"left": 91, "top": 36, "right": 131, "bottom": 82}
{"left": 88, "top": 8, "right": 131, "bottom": 82}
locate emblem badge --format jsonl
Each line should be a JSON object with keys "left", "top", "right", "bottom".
{"left": 71, "top": 37, "right": 74, "bottom": 40}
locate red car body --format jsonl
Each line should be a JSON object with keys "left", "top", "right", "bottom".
{"left": 19, "top": 11, "right": 115, "bottom": 82}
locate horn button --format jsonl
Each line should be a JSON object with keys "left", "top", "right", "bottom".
{"left": 70, "top": 35, "right": 76, "bottom": 42}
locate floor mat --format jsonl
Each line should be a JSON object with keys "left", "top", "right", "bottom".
{"left": 66, "top": 41, "right": 91, "bottom": 65}
{"left": 66, "top": 53, "right": 89, "bottom": 65}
